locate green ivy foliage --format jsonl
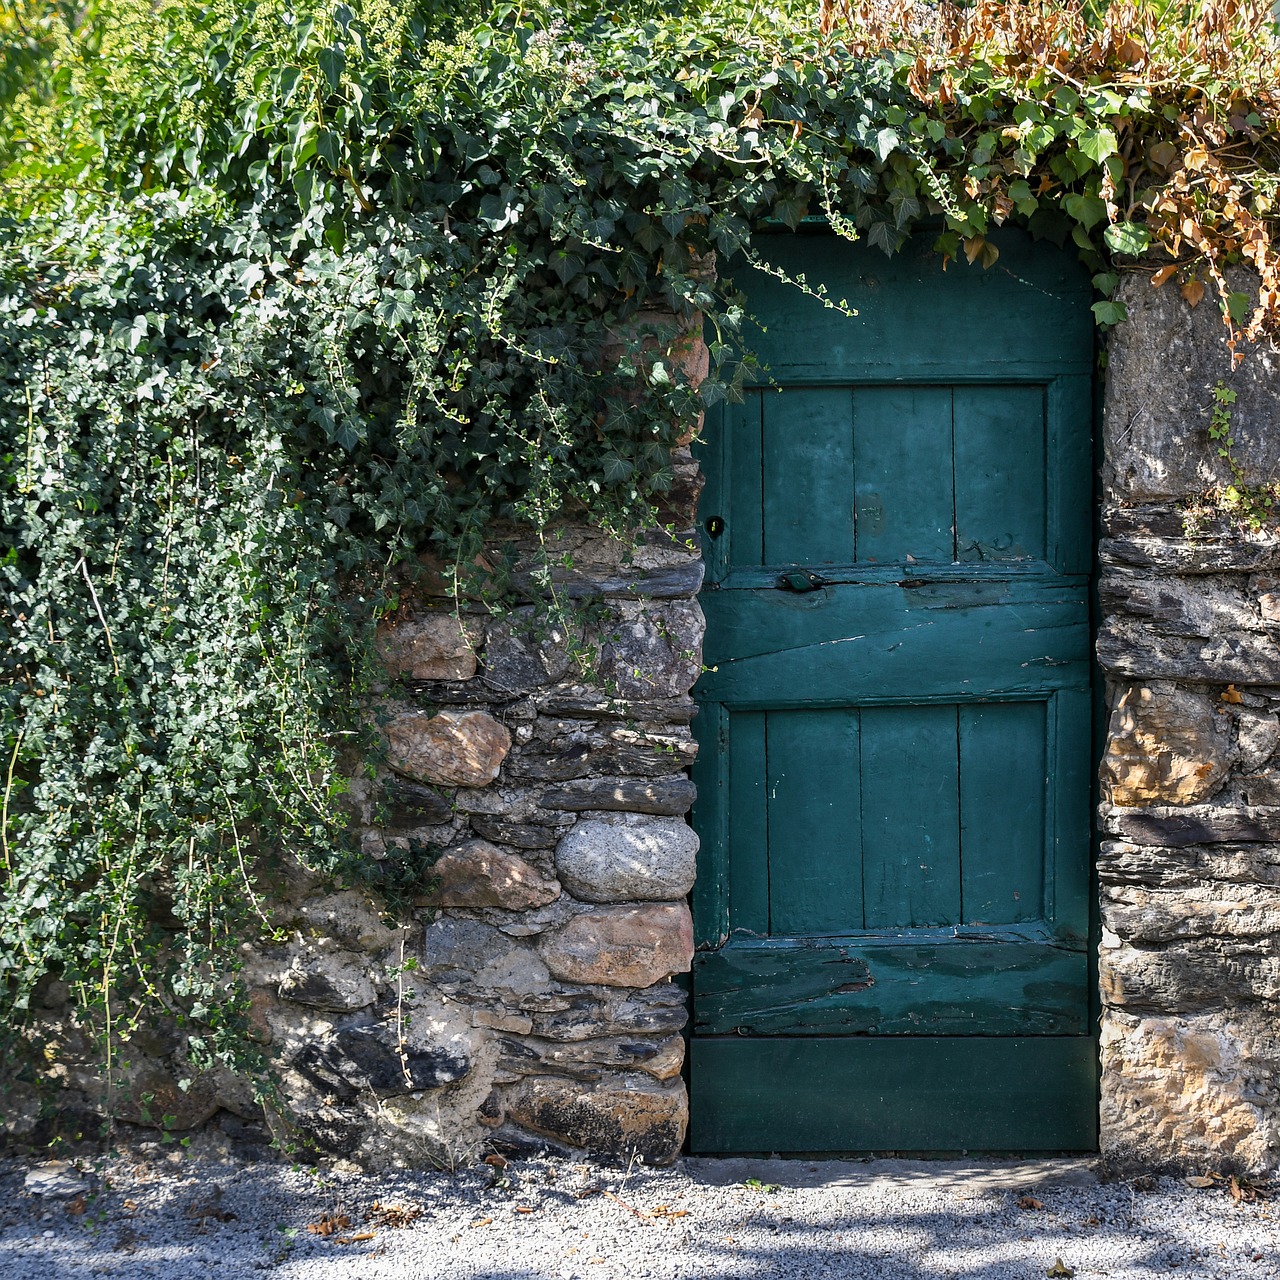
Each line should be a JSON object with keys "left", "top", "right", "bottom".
{"left": 2, "top": 0, "right": 1278, "bottom": 1098}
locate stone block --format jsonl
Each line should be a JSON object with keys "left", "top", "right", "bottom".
{"left": 278, "top": 952, "right": 377, "bottom": 1012}
{"left": 1105, "top": 804, "right": 1280, "bottom": 846}
{"left": 505, "top": 1074, "right": 687, "bottom": 1164}
{"left": 385, "top": 709, "right": 511, "bottom": 787}
{"left": 1101, "top": 882, "right": 1280, "bottom": 943}
{"left": 469, "top": 815, "right": 568, "bottom": 849}
{"left": 378, "top": 777, "right": 455, "bottom": 829}
{"left": 482, "top": 611, "right": 576, "bottom": 696}
{"left": 294, "top": 1023, "right": 473, "bottom": 1099}
{"left": 497, "top": 1033, "right": 685, "bottom": 1083}
{"left": 554, "top": 816, "right": 698, "bottom": 903}
{"left": 540, "top": 776, "right": 697, "bottom": 816}
{"left": 530, "top": 985, "right": 689, "bottom": 1042}
{"left": 597, "top": 601, "right": 704, "bottom": 700}
{"left": 376, "top": 613, "right": 480, "bottom": 681}
{"left": 1103, "top": 266, "right": 1280, "bottom": 503}
{"left": 537, "top": 903, "right": 693, "bottom": 988}
{"left": 1099, "top": 1009, "right": 1280, "bottom": 1174}
{"left": 415, "top": 839, "right": 561, "bottom": 911}
{"left": 1101, "top": 937, "right": 1280, "bottom": 1011}
{"left": 1097, "top": 571, "right": 1280, "bottom": 683}
{"left": 1236, "top": 706, "right": 1280, "bottom": 770}
{"left": 1101, "top": 685, "right": 1233, "bottom": 806}
{"left": 423, "top": 918, "right": 553, "bottom": 999}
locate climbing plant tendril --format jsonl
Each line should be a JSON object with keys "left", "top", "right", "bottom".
{"left": 1, "top": 0, "right": 1277, "bottom": 1110}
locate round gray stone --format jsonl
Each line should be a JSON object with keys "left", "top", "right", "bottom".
{"left": 554, "top": 817, "right": 698, "bottom": 903}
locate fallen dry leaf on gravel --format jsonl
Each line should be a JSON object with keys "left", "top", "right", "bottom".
{"left": 1018, "top": 1196, "right": 1045, "bottom": 1211}
{"left": 364, "top": 1201, "right": 423, "bottom": 1229}
{"left": 307, "top": 1213, "right": 351, "bottom": 1237}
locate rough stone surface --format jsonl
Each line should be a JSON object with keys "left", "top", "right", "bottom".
{"left": 597, "top": 601, "right": 703, "bottom": 700}
{"left": 1099, "top": 1010, "right": 1280, "bottom": 1174}
{"left": 504, "top": 1074, "right": 687, "bottom": 1164}
{"left": 379, "top": 777, "right": 455, "bottom": 830}
{"left": 278, "top": 952, "right": 377, "bottom": 1012}
{"left": 1101, "top": 685, "right": 1233, "bottom": 806}
{"left": 294, "top": 1023, "right": 473, "bottom": 1099}
{"left": 1104, "top": 268, "right": 1280, "bottom": 502}
{"left": 1098, "top": 263, "right": 1280, "bottom": 1175}
{"left": 554, "top": 817, "right": 698, "bottom": 903}
{"left": 376, "top": 612, "right": 480, "bottom": 681}
{"left": 537, "top": 904, "right": 694, "bottom": 988}
{"left": 385, "top": 709, "right": 512, "bottom": 787}
{"left": 416, "top": 839, "right": 561, "bottom": 911}
{"left": 482, "top": 611, "right": 576, "bottom": 695}
{"left": 498, "top": 1034, "right": 685, "bottom": 1083}
{"left": 541, "top": 776, "right": 696, "bottom": 816}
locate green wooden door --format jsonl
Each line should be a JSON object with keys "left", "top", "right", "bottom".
{"left": 689, "top": 229, "right": 1096, "bottom": 1153}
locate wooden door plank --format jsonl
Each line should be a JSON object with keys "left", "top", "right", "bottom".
{"left": 1049, "top": 687, "right": 1093, "bottom": 941}
{"left": 765, "top": 708, "right": 862, "bottom": 934}
{"left": 853, "top": 386, "right": 954, "bottom": 564}
{"left": 697, "top": 581, "right": 1089, "bottom": 704}
{"left": 1048, "top": 373, "right": 1094, "bottom": 576}
{"left": 954, "top": 384, "right": 1046, "bottom": 563}
{"left": 861, "top": 705, "right": 961, "bottom": 928}
{"left": 727, "top": 710, "right": 769, "bottom": 937}
{"left": 690, "top": 1036, "right": 1098, "bottom": 1153}
{"left": 694, "top": 402, "right": 728, "bottom": 585}
{"left": 690, "top": 701, "right": 729, "bottom": 948}
{"left": 762, "top": 388, "right": 854, "bottom": 566}
{"left": 727, "top": 390, "right": 763, "bottom": 569}
{"left": 735, "top": 231, "right": 1094, "bottom": 384}
{"left": 960, "top": 700, "right": 1046, "bottom": 925}
{"left": 693, "top": 934, "right": 1087, "bottom": 1035}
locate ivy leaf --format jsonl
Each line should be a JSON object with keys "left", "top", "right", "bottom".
{"left": 1077, "top": 126, "right": 1118, "bottom": 164}
{"left": 872, "top": 128, "right": 898, "bottom": 162}
{"left": 1225, "top": 292, "right": 1252, "bottom": 324}
{"left": 1103, "top": 222, "right": 1151, "bottom": 257}
{"left": 1092, "top": 300, "right": 1128, "bottom": 325}
{"left": 865, "top": 219, "right": 904, "bottom": 255}
{"left": 601, "top": 453, "right": 633, "bottom": 483}
{"left": 317, "top": 47, "right": 345, "bottom": 95}
{"left": 773, "top": 191, "right": 809, "bottom": 229}
{"left": 1063, "top": 193, "right": 1107, "bottom": 231}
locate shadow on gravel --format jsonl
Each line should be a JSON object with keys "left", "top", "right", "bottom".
{"left": 0, "top": 1156, "right": 1275, "bottom": 1280}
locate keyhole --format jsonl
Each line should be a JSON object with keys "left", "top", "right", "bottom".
{"left": 704, "top": 515, "right": 725, "bottom": 539}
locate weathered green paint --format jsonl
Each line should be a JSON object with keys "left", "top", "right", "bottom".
{"left": 691, "top": 1037, "right": 1099, "bottom": 1153}
{"left": 690, "top": 227, "right": 1095, "bottom": 1153}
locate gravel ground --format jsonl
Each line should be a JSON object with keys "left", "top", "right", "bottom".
{"left": 1, "top": 1149, "right": 1276, "bottom": 1279}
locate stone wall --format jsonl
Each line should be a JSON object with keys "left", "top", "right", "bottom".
{"left": 14, "top": 273, "right": 1280, "bottom": 1179}
{"left": 233, "top": 314, "right": 711, "bottom": 1170}
{"left": 1097, "top": 270, "right": 1280, "bottom": 1175}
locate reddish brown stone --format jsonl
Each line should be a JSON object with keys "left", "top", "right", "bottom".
{"left": 375, "top": 613, "right": 479, "bottom": 681}
{"left": 537, "top": 903, "right": 693, "bottom": 988}
{"left": 415, "top": 839, "right": 561, "bottom": 911}
{"left": 385, "top": 709, "right": 511, "bottom": 787}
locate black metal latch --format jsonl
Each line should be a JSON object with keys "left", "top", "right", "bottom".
{"left": 776, "top": 569, "right": 829, "bottom": 593}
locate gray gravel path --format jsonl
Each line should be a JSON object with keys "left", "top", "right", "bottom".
{"left": 1, "top": 1150, "right": 1276, "bottom": 1279}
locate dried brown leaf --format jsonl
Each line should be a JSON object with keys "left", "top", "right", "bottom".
{"left": 308, "top": 1214, "right": 351, "bottom": 1237}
